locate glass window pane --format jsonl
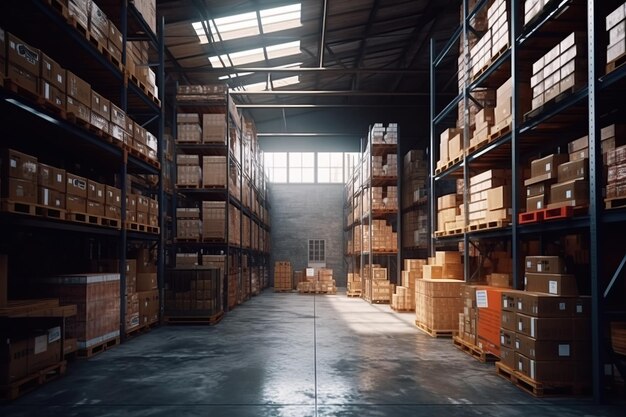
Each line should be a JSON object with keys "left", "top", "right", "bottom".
{"left": 330, "top": 152, "right": 343, "bottom": 166}
{"left": 318, "top": 152, "right": 330, "bottom": 167}
{"left": 275, "top": 168, "right": 287, "bottom": 182}
{"left": 289, "top": 152, "right": 302, "bottom": 167}
{"left": 318, "top": 168, "right": 330, "bottom": 183}
{"left": 302, "top": 152, "right": 315, "bottom": 167}
{"left": 302, "top": 168, "right": 315, "bottom": 183}
{"left": 289, "top": 168, "right": 302, "bottom": 183}
{"left": 330, "top": 167, "right": 343, "bottom": 183}
{"left": 275, "top": 152, "right": 287, "bottom": 167}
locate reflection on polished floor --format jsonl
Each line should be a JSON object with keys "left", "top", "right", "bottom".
{"left": 2, "top": 291, "right": 624, "bottom": 416}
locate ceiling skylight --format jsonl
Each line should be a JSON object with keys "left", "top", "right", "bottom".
{"left": 266, "top": 41, "right": 301, "bottom": 60}
{"left": 208, "top": 41, "right": 301, "bottom": 68}
{"left": 272, "top": 75, "right": 300, "bottom": 88}
{"left": 218, "top": 72, "right": 253, "bottom": 81}
{"left": 192, "top": 3, "right": 301, "bottom": 44}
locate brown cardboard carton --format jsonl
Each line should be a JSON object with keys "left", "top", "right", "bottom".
{"left": 515, "top": 292, "right": 590, "bottom": 317}
{"left": 501, "top": 310, "right": 516, "bottom": 331}
{"left": 500, "top": 328, "right": 515, "bottom": 349}
{"left": 525, "top": 272, "right": 578, "bottom": 296}
{"left": 40, "top": 53, "right": 65, "bottom": 91}
{"left": 526, "top": 182, "right": 551, "bottom": 198}
{"left": 7, "top": 34, "right": 40, "bottom": 75}
{"left": 489, "top": 273, "right": 510, "bottom": 288}
{"left": 40, "top": 80, "right": 65, "bottom": 110}
{"left": 66, "top": 96, "right": 90, "bottom": 123}
{"left": 558, "top": 158, "right": 588, "bottom": 182}
{"left": 66, "top": 71, "right": 91, "bottom": 105}
{"left": 549, "top": 179, "right": 588, "bottom": 206}
{"left": 91, "top": 91, "right": 110, "bottom": 120}
{"left": 2, "top": 149, "right": 38, "bottom": 181}
{"left": 87, "top": 200, "right": 105, "bottom": 216}
{"left": 66, "top": 194, "right": 86, "bottom": 212}
{"left": 500, "top": 345, "right": 515, "bottom": 369}
{"left": 137, "top": 272, "right": 157, "bottom": 291}
{"left": 515, "top": 333, "right": 591, "bottom": 361}
{"left": 526, "top": 194, "right": 547, "bottom": 211}
{"left": 5, "top": 178, "right": 37, "bottom": 203}
{"left": 6, "top": 64, "right": 38, "bottom": 95}
{"left": 525, "top": 256, "right": 565, "bottom": 274}
{"left": 514, "top": 352, "right": 583, "bottom": 383}
{"left": 38, "top": 187, "right": 65, "bottom": 209}
{"left": 487, "top": 185, "right": 511, "bottom": 210}
{"left": 87, "top": 180, "right": 105, "bottom": 204}
{"left": 515, "top": 313, "right": 590, "bottom": 340}
{"left": 105, "top": 185, "right": 121, "bottom": 207}
{"left": 66, "top": 173, "right": 88, "bottom": 198}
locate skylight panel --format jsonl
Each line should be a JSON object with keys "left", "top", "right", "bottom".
{"left": 272, "top": 76, "right": 300, "bottom": 88}
{"left": 260, "top": 4, "right": 302, "bottom": 33}
{"left": 240, "top": 81, "right": 268, "bottom": 91}
{"left": 212, "top": 11, "right": 259, "bottom": 41}
{"left": 228, "top": 47, "right": 266, "bottom": 66}
{"left": 218, "top": 72, "right": 253, "bottom": 81}
{"left": 266, "top": 41, "right": 301, "bottom": 60}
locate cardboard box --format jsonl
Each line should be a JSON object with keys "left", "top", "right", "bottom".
{"left": 526, "top": 194, "right": 546, "bottom": 211}
{"left": 500, "top": 345, "right": 515, "bottom": 369}
{"left": 515, "top": 333, "right": 590, "bottom": 361}
{"left": 91, "top": 91, "right": 110, "bottom": 120}
{"left": 500, "top": 328, "right": 515, "bottom": 349}
{"left": 489, "top": 273, "right": 510, "bottom": 288}
{"left": 136, "top": 195, "right": 150, "bottom": 214}
{"left": 435, "top": 251, "right": 461, "bottom": 265}
{"left": 66, "top": 96, "right": 90, "bottom": 123}
{"left": 89, "top": 2, "right": 109, "bottom": 33}
{"left": 557, "top": 158, "right": 587, "bottom": 182}
{"left": 134, "top": 122, "right": 148, "bottom": 145}
{"left": 525, "top": 272, "right": 578, "bottom": 296}
{"left": 105, "top": 185, "right": 121, "bottom": 207}
{"left": 38, "top": 187, "right": 65, "bottom": 209}
{"left": 423, "top": 265, "right": 442, "bottom": 279}
{"left": 66, "top": 173, "right": 88, "bottom": 198}
{"left": 108, "top": 21, "right": 124, "bottom": 51}
{"left": 487, "top": 185, "right": 510, "bottom": 211}
{"left": 515, "top": 292, "right": 590, "bottom": 317}
{"left": 530, "top": 154, "right": 569, "bottom": 179}
{"left": 66, "top": 71, "right": 91, "bottom": 105}
{"left": 105, "top": 204, "right": 121, "bottom": 220}
{"left": 501, "top": 309, "right": 516, "bottom": 331}
{"left": 137, "top": 272, "right": 157, "bottom": 291}
{"left": 87, "top": 180, "right": 105, "bottom": 204}
{"left": 5, "top": 178, "right": 37, "bottom": 203}
{"left": 40, "top": 80, "right": 65, "bottom": 110}
{"left": 515, "top": 314, "right": 590, "bottom": 340}
{"left": 66, "top": 194, "right": 86, "bottom": 212}
{"left": 6, "top": 64, "right": 38, "bottom": 95}
{"left": 87, "top": 200, "right": 105, "bottom": 216}
{"left": 110, "top": 104, "right": 126, "bottom": 128}
{"left": 549, "top": 179, "right": 588, "bottom": 207}
{"left": 40, "top": 53, "right": 65, "bottom": 91}
{"left": 525, "top": 256, "right": 565, "bottom": 274}
{"left": 2, "top": 149, "right": 38, "bottom": 181}
{"left": 438, "top": 194, "right": 458, "bottom": 210}
{"left": 514, "top": 352, "right": 582, "bottom": 382}
{"left": 7, "top": 34, "right": 40, "bottom": 74}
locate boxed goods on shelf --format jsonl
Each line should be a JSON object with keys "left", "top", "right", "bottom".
{"left": 40, "top": 273, "right": 120, "bottom": 350}
{"left": 297, "top": 268, "right": 337, "bottom": 294}
{"left": 606, "top": 3, "right": 626, "bottom": 65}
{"left": 176, "top": 207, "right": 201, "bottom": 240}
{"left": 438, "top": 128, "right": 462, "bottom": 168}
{"left": 165, "top": 268, "right": 222, "bottom": 317}
{"left": 524, "top": 154, "right": 569, "bottom": 211}
{"left": 371, "top": 123, "right": 398, "bottom": 144}
{"left": 6, "top": 33, "right": 40, "bottom": 95}
{"left": 347, "top": 272, "right": 361, "bottom": 294}
{"left": 202, "top": 114, "right": 227, "bottom": 143}
{"left": 176, "top": 154, "right": 201, "bottom": 187}
{"left": 1, "top": 149, "right": 38, "bottom": 205}
{"left": 202, "top": 156, "right": 227, "bottom": 187}
{"left": 202, "top": 201, "right": 225, "bottom": 240}
{"left": 467, "top": 169, "right": 511, "bottom": 225}
{"left": 530, "top": 32, "right": 586, "bottom": 110}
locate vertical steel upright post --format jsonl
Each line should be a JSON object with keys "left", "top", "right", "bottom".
{"left": 511, "top": 0, "right": 520, "bottom": 289}
{"left": 587, "top": 0, "right": 604, "bottom": 404}
{"left": 397, "top": 126, "right": 402, "bottom": 285}
{"left": 157, "top": 16, "right": 166, "bottom": 319}
{"left": 462, "top": 0, "right": 470, "bottom": 282}
{"left": 429, "top": 38, "right": 436, "bottom": 258}
{"left": 224, "top": 93, "right": 231, "bottom": 313}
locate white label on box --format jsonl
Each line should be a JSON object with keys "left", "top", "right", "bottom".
{"left": 501, "top": 335, "right": 505, "bottom": 344}
{"left": 57, "top": 74, "right": 62, "bottom": 83}
{"left": 518, "top": 360, "right": 523, "bottom": 371}
{"left": 518, "top": 320, "right": 523, "bottom": 331}
{"left": 546, "top": 162, "right": 551, "bottom": 172}
{"left": 34, "top": 335, "right": 47, "bottom": 354}
{"left": 526, "top": 260, "right": 531, "bottom": 268}
{"left": 537, "top": 263, "right": 543, "bottom": 272}
{"left": 476, "top": 290, "right": 488, "bottom": 308}
{"left": 549, "top": 280, "right": 558, "bottom": 294}
{"left": 46, "top": 62, "right": 51, "bottom": 70}
{"left": 566, "top": 190, "right": 572, "bottom": 199}
{"left": 558, "top": 344, "right": 571, "bottom": 357}
{"left": 517, "top": 300, "right": 522, "bottom": 310}
{"left": 531, "top": 360, "right": 536, "bottom": 380}
{"left": 56, "top": 174, "right": 62, "bottom": 182}
{"left": 515, "top": 340, "right": 520, "bottom": 349}
{"left": 48, "top": 326, "right": 61, "bottom": 343}
{"left": 559, "top": 302, "right": 566, "bottom": 310}
{"left": 306, "top": 268, "right": 314, "bottom": 277}
{"left": 10, "top": 159, "right": 17, "bottom": 168}
{"left": 577, "top": 304, "right": 583, "bottom": 313}
{"left": 503, "top": 299, "right": 509, "bottom": 308}
{"left": 537, "top": 201, "right": 543, "bottom": 209}
{"left": 524, "top": 276, "right": 528, "bottom": 287}
{"left": 44, "top": 188, "right": 49, "bottom": 205}
{"left": 531, "top": 317, "right": 536, "bottom": 338}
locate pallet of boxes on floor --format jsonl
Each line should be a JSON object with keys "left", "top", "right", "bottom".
{"left": 346, "top": 272, "right": 362, "bottom": 297}
{"left": 496, "top": 255, "right": 592, "bottom": 397}
{"left": 391, "top": 259, "right": 426, "bottom": 312}
{"left": 297, "top": 268, "right": 337, "bottom": 295}
{"left": 273, "top": 261, "right": 293, "bottom": 292}
{"left": 362, "top": 264, "right": 393, "bottom": 304}
{"left": 413, "top": 251, "right": 464, "bottom": 338}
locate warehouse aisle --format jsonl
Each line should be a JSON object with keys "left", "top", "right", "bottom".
{"left": 2, "top": 292, "right": 624, "bottom": 417}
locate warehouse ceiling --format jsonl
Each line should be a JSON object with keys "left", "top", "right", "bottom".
{"left": 157, "top": 0, "right": 462, "bottom": 141}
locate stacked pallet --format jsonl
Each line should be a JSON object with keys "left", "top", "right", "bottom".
{"left": 530, "top": 32, "right": 586, "bottom": 111}
{"left": 363, "top": 265, "right": 391, "bottom": 303}
{"left": 346, "top": 272, "right": 362, "bottom": 296}
{"left": 437, "top": 128, "right": 463, "bottom": 171}
{"left": 176, "top": 207, "right": 201, "bottom": 240}
{"left": 391, "top": 259, "right": 425, "bottom": 311}
{"left": 606, "top": 3, "right": 626, "bottom": 73}
{"left": 176, "top": 154, "right": 201, "bottom": 187}
{"left": 423, "top": 251, "right": 464, "bottom": 280}
{"left": 164, "top": 268, "right": 221, "bottom": 319}
{"left": 604, "top": 125, "right": 626, "bottom": 206}
{"left": 363, "top": 220, "right": 398, "bottom": 252}
{"left": 469, "top": 0, "right": 509, "bottom": 79}
{"left": 273, "top": 261, "right": 292, "bottom": 291}
{"left": 95, "top": 258, "right": 139, "bottom": 332}
{"left": 467, "top": 169, "right": 512, "bottom": 227}
{"left": 436, "top": 193, "right": 462, "bottom": 234}
{"left": 524, "top": 0, "right": 556, "bottom": 25}
{"left": 498, "top": 256, "right": 591, "bottom": 393}
{"left": 370, "top": 123, "right": 398, "bottom": 144}
{"left": 297, "top": 268, "right": 337, "bottom": 294}
{"left": 371, "top": 186, "right": 398, "bottom": 211}
{"left": 415, "top": 278, "right": 464, "bottom": 337}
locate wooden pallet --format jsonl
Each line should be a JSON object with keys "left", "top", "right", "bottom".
{"left": 434, "top": 153, "right": 464, "bottom": 175}
{"left": 176, "top": 184, "right": 202, "bottom": 189}
{"left": 1, "top": 199, "right": 37, "bottom": 216}
{"left": 34, "top": 205, "right": 66, "bottom": 221}
{"left": 3, "top": 79, "right": 39, "bottom": 101}
{"left": 467, "top": 136, "right": 489, "bottom": 154}
{"left": 518, "top": 205, "right": 587, "bottom": 224}
{"left": 273, "top": 289, "right": 294, "bottom": 293}
{"left": 0, "top": 361, "right": 67, "bottom": 401}
{"left": 605, "top": 197, "right": 626, "bottom": 210}
{"left": 45, "top": 0, "right": 69, "bottom": 18}
{"left": 369, "top": 299, "right": 390, "bottom": 304}
{"left": 466, "top": 219, "right": 508, "bottom": 232}
{"left": 607, "top": 52, "right": 626, "bottom": 75}
{"left": 415, "top": 321, "right": 456, "bottom": 338}
{"left": 68, "top": 211, "right": 105, "bottom": 226}
{"left": 495, "top": 362, "right": 588, "bottom": 397}
{"left": 175, "top": 237, "right": 201, "bottom": 242}
{"left": 298, "top": 291, "right": 337, "bottom": 295}
{"left": 391, "top": 306, "right": 414, "bottom": 312}
{"left": 434, "top": 230, "right": 447, "bottom": 238}
{"left": 346, "top": 291, "right": 362, "bottom": 298}
{"left": 36, "top": 96, "right": 68, "bottom": 118}
{"left": 489, "top": 120, "right": 511, "bottom": 141}
{"left": 164, "top": 312, "right": 224, "bottom": 325}
{"left": 524, "top": 86, "right": 579, "bottom": 122}
{"left": 453, "top": 336, "right": 499, "bottom": 363}
{"left": 125, "top": 221, "right": 148, "bottom": 233}
{"left": 77, "top": 337, "right": 120, "bottom": 358}
{"left": 66, "top": 15, "right": 88, "bottom": 37}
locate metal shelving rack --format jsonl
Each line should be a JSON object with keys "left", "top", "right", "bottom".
{"left": 429, "top": 0, "right": 626, "bottom": 403}
{"left": 0, "top": 0, "right": 164, "bottom": 338}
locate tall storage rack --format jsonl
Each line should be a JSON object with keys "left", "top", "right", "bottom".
{"left": 352, "top": 125, "right": 401, "bottom": 302}
{"left": 0, "top": 0, "right": 164, "bottom": 341}
{"left": 168, "top": 87, "right": 270, "bottom": 322}
{"left": 429, "top": 0, "right": 626, "bottom": 403}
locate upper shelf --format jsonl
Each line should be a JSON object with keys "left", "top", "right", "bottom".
{"left": 97, "top": 0, "right": 158, "bottom": 45}
{"left": 0, "top": 0, "right": 160, "bottom": 115}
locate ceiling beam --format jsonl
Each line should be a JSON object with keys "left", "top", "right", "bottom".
{"left": 229, "top": 90, "right": 428, "bottom": 96}
{"left": 353, "top": 0, "right": 382, "bottom": 89}
{"left": 169, "top": 67, "right": 426, "bottom": 75}
{"left": 236, "top": 104, "right": 424, "bottom": 108}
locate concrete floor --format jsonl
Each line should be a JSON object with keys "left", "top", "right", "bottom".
{"left": 2, "top": 291, "right": 624, "bottom": 416}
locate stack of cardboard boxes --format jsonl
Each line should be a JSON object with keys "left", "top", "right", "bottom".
{"left": 370, "top": 123, "right": 398, "bottom": 144}
{"left": 524, "top": 154, "right": 568, "bottom": 212}
{"left": 391, "top": 259, "right": 425, "bottom": 311}
{"left": 228, "top": 204, "right": 241, "bottom": 246}
{"left": 499, "top": 256, "right": 591, "bottom": 387}
{"left": 202, "top": 114, "right": 227, "bottom": 143}
{"left": 468, "top": 169, "right": 511, "bottom": 226}
{"left": 416, "top": 277, "right": 464, "bottom": 334}
{"left": 1, "top": 149, "right": 38, "bottom": 206}
{"left": 274, "top": 261, "right": 292, "bottom": 291}
{"left": 469, "top": 0, "right": 509, "bottom": 79}
{"left": 437, "top": 128, "right": 463, "bottom": 170}
{"left": 95, "top": 259, "right": 138, "bottom": 331}
{"left": 436, "top": 193, "right": 461, "bottom": 233}
{"left": 470, "top": 106, "right": 496, "bottom": 147}
{"left": 347, "top": 272, "right": 362, "bottom": 295}
{"left": 494, "top": 77, "right": 530, "bottom": 134}
{"left": 363, "top": 220, "right": 397, "bottom": 252}
{"left": 422, "top": 251, "right": 464, "bottom": 280}
{"left": 530, "top": 32, "right": 586, "bottom": 111}
{"left": 202, "top": 201, "right": 225, "bottom": 240}
{"left": 164, "top": 268, "right": 220, "bottom": 316}
{"left": 524, "top": 0, "right": 556, "bottom": 25}
{"left": 176, "top": 154, "right": 201, "bottom": 187}
{"left": 371, "top": 186, "right": 398, "bottom": 211}
{"left": 605, "top": 125, "right": 626, "bottom": 201}
{"left": 461, "top": 285, "right": 508, "bottom": 357}
{"left": 362, "top": 265, "right": 391, "bottom": 303}
{"left": 202, "top": 156, "right": 227, "bottom": 187}
{"left": 402, "top": 149, "right": 428, "bottom": 207}
{"left": 606, "top": 3, "right": 626, "bottom": 69}
{"left": 297, "top": 268, "right": 337, "bottom": 294}
{"left": 176, "top": 207, "right": 201, "bottom": 240}
{"left": 176, "top": 114, "right": 202, "bottom": 143}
